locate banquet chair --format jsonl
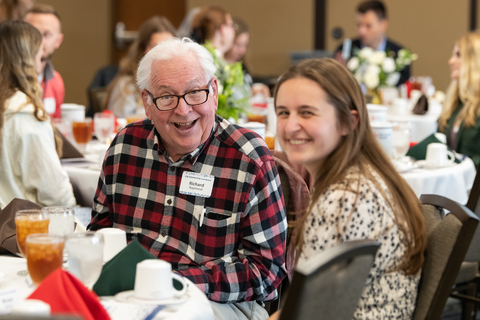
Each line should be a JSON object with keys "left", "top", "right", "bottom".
{"left": 88, "top": 86, "right": 108, "bottom": 114}
{"left": 412, "top": 194, "right": 479, "bottom": 320}
{"left": 277, "top": 239, "right": 380, "bottom": 320}
{"left": 450, "top": 162, "right": 480, "bottom": 319}
{"left": 264, "top": 151, "right": 310, "bottom": 315}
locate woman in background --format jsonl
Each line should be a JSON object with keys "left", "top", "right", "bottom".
{"left": 105, "top": 15, "right": 176, "bottom": 118}
{"left": 191, "top": 6, "right": 235, "bottom": 60}
{"left": 0, "top": 20, "right": 75, "bottom": 208}
{"left": 272, "top": 58, "right": 426, "bottom": 319}
{"left": 438, "top": 32, "right": 480, "bottom": 167}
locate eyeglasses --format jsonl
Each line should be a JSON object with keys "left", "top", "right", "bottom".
{"left": 146, "top": 80, "right": 211, "bottom": 111}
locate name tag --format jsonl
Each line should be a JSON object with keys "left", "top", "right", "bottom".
{"left": 179, "top": 171, "right": 214, "bottom": 198}
{"left": 43, "top": 97, "right": 56, "bottom": 114}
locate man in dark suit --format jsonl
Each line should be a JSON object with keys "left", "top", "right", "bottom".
{"left": 335, "top": 0, "right": 410, "bottom": 85}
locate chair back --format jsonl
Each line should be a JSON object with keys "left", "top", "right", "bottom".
{"left": 89, "top": 87, "right": 108, "bottom": 114}
{"left": 278, "top": 239, "right": 380, "bottom": 320}
{"left": 413, "top": 194, "right": 479, "bottom": 320}
{"left": 465, "top": 162, "right": 480, "bottom": 261}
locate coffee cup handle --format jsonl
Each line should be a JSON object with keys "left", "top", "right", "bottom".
{"left": 172, "top": 274, "right": 188, "bottom": 297}
{"left": 446, "top": 150, "right": 455, "bottom": 164}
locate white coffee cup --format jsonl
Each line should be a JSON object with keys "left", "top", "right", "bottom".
{"left": 95, "top": 228, "right": 127, "bottom": 262}
{"left": 242, "top": 122, "right": 266, "bottom": 139}
{"left": 392, "top": 98, "right": 408, "bottom": 114}
{"left": 366, "top": 104, "right": 387, "bottom": 122}
{"left": 371, "top": 121, "right": 393, "bottom": 156}
{"left": 134, "top": 260, "right": 187, "bottom": 300}
{"left": 426, "top": 143, "right": 455, "bottom": 167}
{"left": 61, "top": 103, "right": 85, "bottom": 122}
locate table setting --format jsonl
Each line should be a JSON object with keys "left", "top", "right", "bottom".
{"left": 0, "top": 207, "right": 215, "bottom": 320}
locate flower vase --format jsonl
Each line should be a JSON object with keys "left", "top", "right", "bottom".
{"left": 366, "top": 88, "right": 381, "bottom": 105}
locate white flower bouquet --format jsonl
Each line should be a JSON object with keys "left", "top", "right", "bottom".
{"left": 347, "top": 47, "right": 418, "bottom": 90}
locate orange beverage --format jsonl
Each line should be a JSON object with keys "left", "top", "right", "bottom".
{"left": 126, "top": 114, "right": 145, "bottom": 124}
{"left": 265, "top": 135, "right": 275, "bottom": 150}
{"left": 247, "top": 113, "right": 267, "bottom": 125}
{"left": 26, "top": 234, "right": 64, "bottom": 284}
{"left": 72, "top": 119, "right": 93, "bottom": 144}
{"left": 15, "top": 214, "right": 50, "bottom": 256}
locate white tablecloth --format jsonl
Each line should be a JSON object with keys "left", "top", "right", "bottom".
{"left": 0, "top": 256, "right": 214, "bottom": 320}
{"left": 400, "top": 157, "right": 476, "bottom": 204}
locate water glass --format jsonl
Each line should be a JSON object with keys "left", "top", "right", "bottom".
{"left": 43, "top": 207, "right": 75, "bottom": 237}
{"left": 391, "top": 122, "right": 411, "bottom": 160}
{"left": 94, "top": 112, "right": 115, "bottom": 143}
{"left": 25, "top": 234, "right": 64, "bottom": 285}
{"left": 66, "top": 232, "right": 104, "bottom": 289}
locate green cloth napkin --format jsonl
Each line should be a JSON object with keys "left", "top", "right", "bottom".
{"left": 406, "top": 133, "right": 461, "bottom": 163}
{"left": 92, "top": 240, "right": 157, "bottom": 296}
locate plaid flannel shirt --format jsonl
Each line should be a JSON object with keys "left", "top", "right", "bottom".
{"left": 88, "top": 116, "right": 287, "bottom": 303}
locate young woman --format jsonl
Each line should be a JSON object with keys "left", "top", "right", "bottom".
{"left": 105, "top": 16, "right": 176, "bottom": 118}
{"left": 274, "top": 58, "right": 426, "bottom": 319}
{"left": 0, "top": 20, "right": 75, "bottom": 208}
{"left": 438, "top": 33, "right": 480, "bottom": 167}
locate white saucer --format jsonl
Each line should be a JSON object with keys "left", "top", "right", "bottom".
{"left": 416, "top": 160, "right": 455, "bottom": 169}
{"left": 114, "top": 290, "right": 188, "bottom": 305}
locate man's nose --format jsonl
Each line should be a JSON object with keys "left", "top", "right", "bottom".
{"left": 174, "top": 97, "right": 192, "bottom": 115}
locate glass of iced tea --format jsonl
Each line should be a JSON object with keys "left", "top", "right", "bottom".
{"left": 25, "top": 234, "right": 64, "bottom": 285}
{"left": 72, "top": 117, "right": 93, "bottom": 152}
{"left": 15, "top": 210, "right": 50, "bottom": 257}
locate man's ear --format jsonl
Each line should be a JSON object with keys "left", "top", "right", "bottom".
{"left": 380, "top": 19, "right": 388, "bottom": 34}
{"left": 54, "top": 33, "right": 64, "bottom": 49}
{"left": 210, "top": 77, "right": 219, "bottom": 110}
{"left": 141, "top": 89, "right": 153, "bottom": 120}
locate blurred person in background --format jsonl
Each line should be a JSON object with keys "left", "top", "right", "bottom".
{"left": 191, "top": 5, "right": 235, "bottom": 61}
{"left": 0, "top": 0, "right": 34, "bottom": 22}
{"left": 438, "top": 32, "right": 480, "bottom": 167}
{"left": 104, "top": 15, "right": 176, "bottom": 118}
{"left": 0, "top": 20, "right": 75, "bottom": 209}
{"left": 334, "top": 0, "right": 410, "bottom": 86}
{"left": 225, "top": 16, "right": 270, "bottom": 99}
{"left": 24, "top": 3, "right": 64, "bottom": 119}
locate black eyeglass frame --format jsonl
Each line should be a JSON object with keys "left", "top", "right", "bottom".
{"left": 146, "top": 80, "right": 212, "bottom": 111}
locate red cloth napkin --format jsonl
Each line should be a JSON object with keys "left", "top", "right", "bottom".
{"left": 28, "top": 269, "right": 111, "bottom": 320}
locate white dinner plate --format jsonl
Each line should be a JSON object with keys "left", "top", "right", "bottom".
{"left": 0, "top": 271, "right": 5, "bottom": 280}
{"left": 114, "top": 290, "right": 189, "bottom": 306}
{"left": 416, "top": 160, "right": 456, "bottom": 170}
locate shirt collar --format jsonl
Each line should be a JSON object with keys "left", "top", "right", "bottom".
{"left": 361, "top": 36, "right": 387, "bottom": 51}
{"left": 42, "top": 61, "right": 55, "bottom": 82}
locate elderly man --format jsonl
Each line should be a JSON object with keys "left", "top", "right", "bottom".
{"left": 88, "top": 38, "right": 287, "bottom": 320}
{"left": 24, "top": 3, "right": 64, "bottom": 118}
{"left": 335, "top": 0, "right": 410, "bottom": 85}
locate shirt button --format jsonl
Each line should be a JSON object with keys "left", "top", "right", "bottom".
{"left": 161, "top": 231, "right": 166, "bottom": 237}
{"left": 167, "top": 199, "right": 172, "bottom": 205}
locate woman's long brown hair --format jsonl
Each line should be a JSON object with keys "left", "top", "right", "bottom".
{"left": 0, "top": 20, "right": 45, "bottom": 134}
{"left": 274, "top": 58, "right": 426, "bottom": 275}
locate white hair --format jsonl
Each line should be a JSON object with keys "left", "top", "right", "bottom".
{"left": 136, "top": 37, "right": 216, "bottom": 91}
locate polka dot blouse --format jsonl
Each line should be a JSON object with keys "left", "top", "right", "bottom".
{"left": 297, "top": 166, "right": 420, "bottom": 319}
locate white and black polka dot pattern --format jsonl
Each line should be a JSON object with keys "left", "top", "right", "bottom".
{"left": 298, "top": 166, "right": 420, "bottom": 319}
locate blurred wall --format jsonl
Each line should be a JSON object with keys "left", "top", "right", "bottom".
{"left": 38, "top": 0, "right": 111, "bottom": 107}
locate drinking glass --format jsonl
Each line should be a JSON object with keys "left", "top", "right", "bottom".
{"left": 15, "top": 209, "right": 50, "bottom": 276}
{"left": 66, "top": 232, "right": 104, "bottom": 289}
{"left": 25, "top": 234, "right": 64, "bottom": 285}
{"left": 94, "top": 112, "right": 115, "bottom": 144}
{"left": 72, "top": 117, "right": 93, "bottom": 152}
{"left": 391, "top": 121, "right": 411, "bottom": 160}
{"left": 43, "top": 207, "right": 75, "bottom": 237}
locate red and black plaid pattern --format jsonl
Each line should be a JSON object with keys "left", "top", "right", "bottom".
{"left": 88, "top": 116, "right": 287, "bottom": 303}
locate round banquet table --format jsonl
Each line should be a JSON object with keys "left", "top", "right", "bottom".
{"left": 0, "top": 256, "right": 215, "bottom": 320}
{"left": 399, "top": 157, "right": 476, "bottom": 204}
